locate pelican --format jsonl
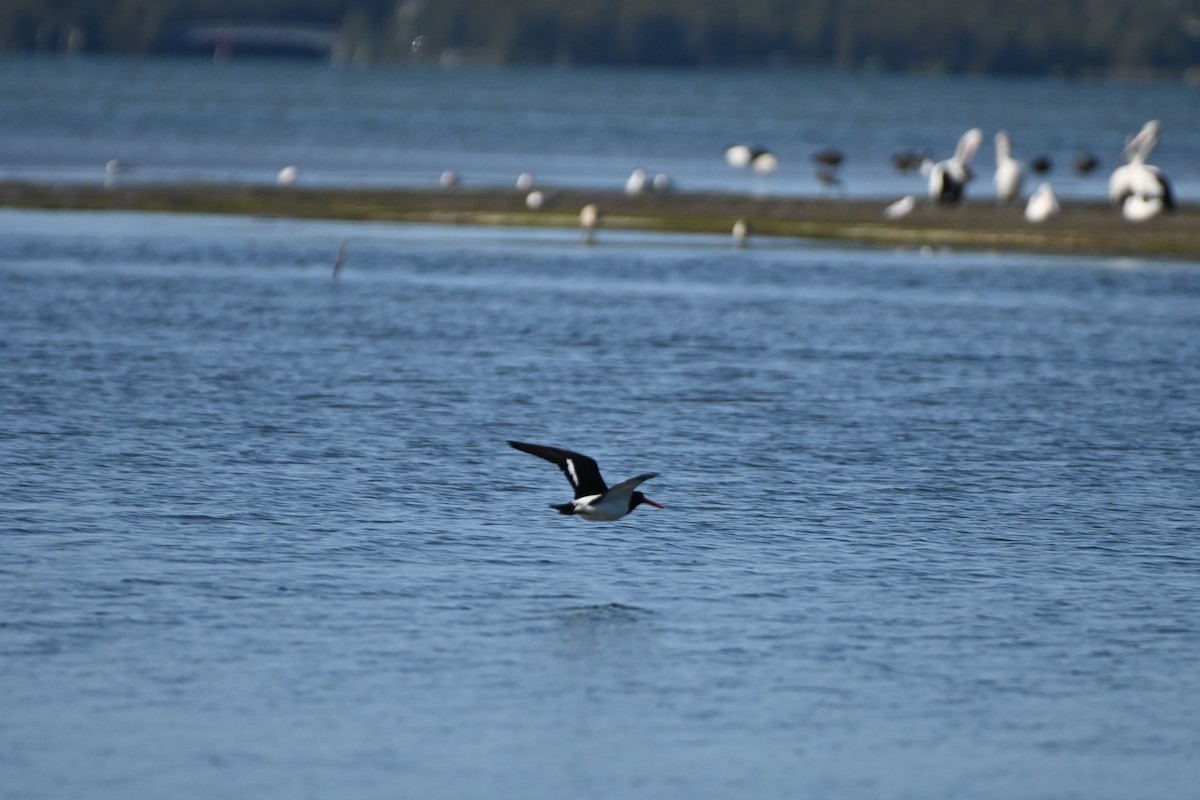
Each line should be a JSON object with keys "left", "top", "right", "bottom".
{"left": 751, "top": 150, "right": 778, "bottom": 175}
{"left": 516, "top": 172, "right": 535, "bottom": 191}
{"left": 440, "top": 170, "right": 459, "bottom": 189}
{"left": 1024, "top": 183, "right": 1060, "bottom": 223}
{"left": 994, "top": 131, "right": 1025, "bottom": 204}
{"left": 277, "top": 165, "right": 298, "bottom": 186}
{"left": 927, "top": 128, "right": 983, "bottom": 205}
{"left": 1109, "top": 120, "right": 1174, "bottom": 218}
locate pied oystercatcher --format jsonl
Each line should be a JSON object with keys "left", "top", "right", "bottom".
{"left": 508, "top": 441, "right": 664, "bottom": 521}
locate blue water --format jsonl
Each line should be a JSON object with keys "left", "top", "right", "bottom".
{"left": 3, "top": 59, "right": 1200, "bottom": 799}
{"left": 2, "top": 57, "right": 1200, "bottom": 199}
{"left": 3, "top": 207, "right": 1199, "bottom": 799}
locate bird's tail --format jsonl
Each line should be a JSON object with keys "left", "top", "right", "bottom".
{"left": 549, "top": 503, "right": 576, "bottom": 516}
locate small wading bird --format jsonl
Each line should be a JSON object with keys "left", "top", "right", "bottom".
{"left": 508, "top": 441, "right": 663, "bottom": 521}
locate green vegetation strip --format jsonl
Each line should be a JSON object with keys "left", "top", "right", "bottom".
{"left": 3, "top": 181, "right": 1198, "bottom": 260}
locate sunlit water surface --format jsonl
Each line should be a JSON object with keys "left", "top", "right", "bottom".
{"left": 2, "top": 208, "right": 1199, "bottom": 799}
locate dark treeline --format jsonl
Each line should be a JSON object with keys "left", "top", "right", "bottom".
{"left": 3, "top": 0, "right": 1199, "bottom": 76}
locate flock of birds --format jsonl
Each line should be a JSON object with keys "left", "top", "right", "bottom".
{"left": 726, "top": 118, "right": 1176, "bottom": 225}
{"left": 149, "top": 117, "right": 1171, "bottom": 250}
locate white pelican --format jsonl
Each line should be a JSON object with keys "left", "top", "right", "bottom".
{"left": 994, "top": 131, "right": 1025, "bottom": 204}
{"left": 525, "top": 190, "right": 546, "bottom": 210}
{"left": 277, "top": 165, "right": 298, "bottom": 186}
{"left": 1024, "top": 183, "right": 1059, "bottom": 223}
{"left": 928, "top": 128, "right": 983, "bottom": 204}
{"left": 1109, "top": 120, "right": 1174, "bottom": 218}
{"left": 516, "top": 172, "right": 534, "bottom": 191}
{"left": 440, "top": 170, "right": 459, "bottom": 189}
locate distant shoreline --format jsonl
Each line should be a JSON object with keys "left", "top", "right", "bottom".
{"left": 3, "top": 180, "right": 1198, "bottom": 260}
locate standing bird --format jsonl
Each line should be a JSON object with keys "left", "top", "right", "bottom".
{"left": 1109, "top": 120, "right": 1174, "bottom": 219}
{"left": 993, "top": 131, "right": 1025, "bottom": 205}
{"left": 927, "top": 128, "right": 983, "bottom": 205}
{"left": 508, "top": 441, "right": 664, "bottom": 521}
{"left": 579, "top": 203, "right": 600, "bottom": 245}
{"left": 732, "top": 218, "right": 752, "bottom": 247}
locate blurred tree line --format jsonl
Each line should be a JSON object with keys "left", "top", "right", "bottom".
{"left": 2, "top": 0, "right": 1198, "bottom": 76}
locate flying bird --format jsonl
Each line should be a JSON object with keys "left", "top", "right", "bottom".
{"left": 508, "top": 441, "right": 663, "bottom": 521}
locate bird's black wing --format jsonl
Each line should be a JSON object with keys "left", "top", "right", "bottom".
{"left": 1156, "top": 170, "right": 1176, "bottom": 211}
{"left": 508, "top": 441, "right": 608, "bottom": 498}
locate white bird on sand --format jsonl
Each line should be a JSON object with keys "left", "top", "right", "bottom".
{"left": 1109, "top": 120, "right": 1174, "bottom": 220}
{"left": 883, "top": 195, "right": 916, "bottom": 220}
{"left": 1024, "top": 182, "right": 1060, "bottom": 223}
{"left": 508, "top": 441, "right": 664, "bottom": 521}
{"left": 277, "top": 165, "right": 299, "bottom": 186}
{"left": 994, "top": 131, "right": 1025, "bottom": 204}
{"left": 927, "top": 128, "right": 983, "bottom": 204}
{"left": 579, "top": 203, "right": 600, "bottom": 244}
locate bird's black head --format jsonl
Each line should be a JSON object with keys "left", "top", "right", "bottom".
{"left": 630, "top": 491, "right": 664, "bottom": 511}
